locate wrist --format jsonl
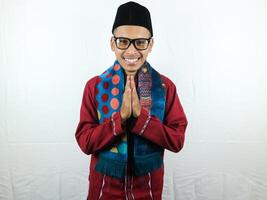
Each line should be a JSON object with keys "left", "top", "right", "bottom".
{"left": 120, "top": 111, "right": 126, "bottom": 123}
{"left": 134, "top": 107, "right": 141, "bottom": 118}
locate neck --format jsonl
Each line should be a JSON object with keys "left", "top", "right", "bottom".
{"left": 125, "top": 71, "right": 137, "bottom": 76}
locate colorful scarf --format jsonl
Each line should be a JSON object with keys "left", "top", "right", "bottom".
{"left": 95, "top": 60, "right": 166, "bottom": 179}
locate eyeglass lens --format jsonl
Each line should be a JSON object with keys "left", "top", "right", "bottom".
{"left": 115, "top": 37, "right": 150, "bottom": 50}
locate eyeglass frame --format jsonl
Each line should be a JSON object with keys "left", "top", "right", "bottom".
{"left": 113, "top": 36, "right": 152, "bottom": 50}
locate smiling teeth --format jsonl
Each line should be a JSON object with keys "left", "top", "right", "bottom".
{"left": 125, "top": 58, "right": 138, "bottom": 63}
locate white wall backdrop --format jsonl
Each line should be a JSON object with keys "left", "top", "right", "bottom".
{"left": 0, "top": 0, "right": 266, "bottom": 199}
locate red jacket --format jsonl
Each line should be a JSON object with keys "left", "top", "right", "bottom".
{"left": 75, "top": 74, "right": 188, "bottom": 200}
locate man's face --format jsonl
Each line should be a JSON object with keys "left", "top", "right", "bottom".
{"left": 111, "top": 25, "right": 153, "bottom": 76}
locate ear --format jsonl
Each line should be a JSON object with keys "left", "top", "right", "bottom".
{"left": 110, "top": 37, "right": 115, "bottom": 51}
{"left": 148, "top": 38, "right": 154, "bottom": 53}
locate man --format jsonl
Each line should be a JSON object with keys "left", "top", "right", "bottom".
{"left": 75, "top": 2, "right": 188, "bottom": 199}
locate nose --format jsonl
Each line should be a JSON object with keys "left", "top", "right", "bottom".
{"left": 126, "top": 42, "right": 138, "bottom": 53}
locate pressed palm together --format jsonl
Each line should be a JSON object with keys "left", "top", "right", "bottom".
{"left": 120, "top": 75, "right": 141, "bottom": 122}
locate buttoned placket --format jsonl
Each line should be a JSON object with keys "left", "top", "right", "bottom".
{"left": 125, "top": 165, "right": 135, "bottom": 200}
{"left": 125, "top": 118, "right": 135, "bottom": 200}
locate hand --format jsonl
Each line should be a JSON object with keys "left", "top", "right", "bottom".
{"left": 120, "top": 75, "right": 132, "bottom": 123}
{"left": 120, "top": 75, "right": 141, "bottom": 122}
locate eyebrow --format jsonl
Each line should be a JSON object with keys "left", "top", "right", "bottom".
{"left": 113, "top": 36, "right": 151, "bottom": 40}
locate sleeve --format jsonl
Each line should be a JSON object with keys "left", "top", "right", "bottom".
{"left": 75, "top": 77, "right": 125, "bottom": 155}
{"left": 130, "top": 77, "right": 188, "bottom": 153}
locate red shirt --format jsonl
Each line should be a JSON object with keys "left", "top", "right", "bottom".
{"left": 75, "top": 73, "right": 188, "bottom": 200}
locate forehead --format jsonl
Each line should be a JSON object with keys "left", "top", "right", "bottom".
{"left": 114, "top": 25, "right": 151, "bottom": 38}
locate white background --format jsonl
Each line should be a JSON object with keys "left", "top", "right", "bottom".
{"left": 0, "top": 0, "right": 267, "bottom": 199}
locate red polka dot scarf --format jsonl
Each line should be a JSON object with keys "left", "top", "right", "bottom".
{"left": 95, "top": 60, "right": 166, "bottom": 179}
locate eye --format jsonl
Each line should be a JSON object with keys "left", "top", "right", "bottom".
{"left": 135, "top": 39, "right": 147, "bottom": 46}
{"left": 117, "top": 38, "right": 129, "bottom": 45}
{"left": 135, "top": 39, "right": 148, "bottom": 49}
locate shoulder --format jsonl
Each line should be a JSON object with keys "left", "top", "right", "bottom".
{"left": 159, "top": 74, "right": 180, "bottom": 103}
{"left": 85, "top": 66, "right": 112, "bottom": 91}
{"left": 84, "top": 75, "right": 100, "bottom": 95}
{"left": 86, "top": 75, "right": 99, "bottom": 86}
{"left": 160, "top": 74, "right": 177, "bottom": 91}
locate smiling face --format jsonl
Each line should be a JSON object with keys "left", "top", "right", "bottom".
{"left": 111, "top": 25, "right": 153, "bottom": 76}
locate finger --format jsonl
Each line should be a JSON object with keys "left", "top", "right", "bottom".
{"left": 123, "top": 76, "right": 131, "bottom": 97}
{"left": 124, "top": 75, "right": 129, "bottom": 89}
{"left": 126, "top": 76, "right": 131, "bottom": 96}
{"left": 125, "top": 76, "right": 132, "bottom": 103}
{"left": 132, "top": 78, "right": 137, "bottom": 91}
{"left": 130, "top": 75, "right": 133, "bottom": 89}
{"left": 131, "top": 78, "right": 137, "bottom": 96}
{"left": 130, "top": 75, "right": 135, "bottom": 90}
{"left": 128, "top": 75, "right": 132, "bottom": 86}
{"left": 131, "top": 75, "right": 134, "bottom": 89}
{"left": 128, "top": 75, "right": 131, "bottom": 89}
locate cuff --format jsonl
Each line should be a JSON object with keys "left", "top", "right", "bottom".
{"left": 131, "top": 107, "right": 151, "bottom": 135}
{"left": 111, "top": 112, "right": 125, "bottom": 136}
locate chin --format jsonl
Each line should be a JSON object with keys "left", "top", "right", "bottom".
{"left": 127, "top": 65, "right": 142, "bottom": 73}
{"left": 118, "top": 58, "right": 145, "bottom": 75}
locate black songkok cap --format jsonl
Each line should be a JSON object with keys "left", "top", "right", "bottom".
{"left": 112, "top": 1, "right": 153, "bottom": 36}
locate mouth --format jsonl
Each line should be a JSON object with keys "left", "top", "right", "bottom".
{"left": 123, "top": 57, "right": 141, "bottom": 65}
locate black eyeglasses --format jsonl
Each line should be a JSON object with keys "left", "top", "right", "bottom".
{"left": 113, "top": 36, "right": 152, "bottom": 50}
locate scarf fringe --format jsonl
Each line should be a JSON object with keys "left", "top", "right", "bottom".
{"left": 134, "top": 152, "right": 163, "bottom": 176}
{"left": 95, "top": 157, "right": 126, "bottom": 179}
